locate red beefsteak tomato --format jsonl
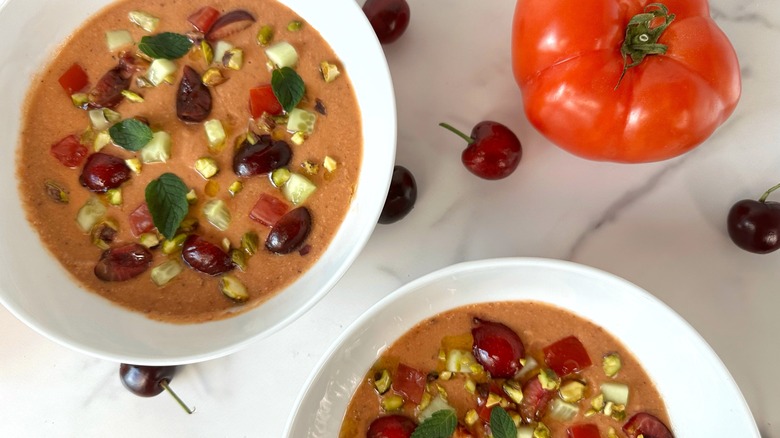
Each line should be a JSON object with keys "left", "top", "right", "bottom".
{"left": 512, "top": 0, "right": 740, "bottom": 162}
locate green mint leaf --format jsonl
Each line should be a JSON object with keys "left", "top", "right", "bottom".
{"left": 109, "top": 119, "right": 153, "bottom": 151}
{"left": 490, "top": 406, "right": 517, "bottom": 438}
{"left": 271, "top": 67, "right": 305, "bottom": 113}
{"left": 410, "top": 410, "right": 457, "bottom": 438}
{"left": 138, "top": 32, "right": 193, "bottom": 59}
{"left": 145, "top": 173, "right": 189, "bottom": 240}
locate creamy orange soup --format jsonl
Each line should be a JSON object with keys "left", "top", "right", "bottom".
{"left": 17, "top": 0, "right": 361, "bottom": 323}
{"left": 341, "top": 301, "right": 671, "bottom": 437}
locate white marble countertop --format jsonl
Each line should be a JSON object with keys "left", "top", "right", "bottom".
{"left": 1, "top": 0, "right": 778, "bottom": 436}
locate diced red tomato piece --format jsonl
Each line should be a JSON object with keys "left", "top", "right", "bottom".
{"left": 58, "top": 63, "right": 89, "bottom": 94}
{"left": 129, "top": 203, "right": 155, "bottom": 236}
{"left": 567, "top": 423, "right": 601, "bottom": 438}
{"left": 518, "top": 377, "right": 555, "bottom": 423}
{"left": 50, "top": 135, "right": 88, "bottom": 168}
{"left": 249, "top": 84, "right": 283, "bottom": 118}
{"left": 188, "top": 6, "right": 220, "bottom": 33}
{"left": 391, "top": 363, "right": 426, "bottom": 404}
{"left": 543, "top": 335, "right": 592, "bottom": 376}
{"left": 476, "top": 403, "right": 493, "bottom": 422}
{"left": 249, "top": 193, "right": 289, "bottom": 227}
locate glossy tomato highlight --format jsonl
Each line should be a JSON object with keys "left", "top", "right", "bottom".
{"left": 511, "top": 0, "right": 740, "bottom": 162}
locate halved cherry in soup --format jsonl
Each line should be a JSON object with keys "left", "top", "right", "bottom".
{"left": 94, "top": 243, "right": 152, "bottom": 282}
{"left": 471, "top": 318, "right": 525, "bottom": 378}
{"left": 265, "top": 207, "right": 312, "bottom": 254}
{"left": 518, "top": 376, "right": 555, "bottom": 423}
{"left": 366, "top": 414, "right": 417, "bottom": 438}
{"left": 623, "top": 412, "right": 673, "bottom": 438}
{"left": 181, "top": 234, "right": 234, "bottom": 276}
{"left": 206, "top": 10, "right": 256, "bottom": 41}
{"left": 79, "top": 152, "right": 132, "bottom": 193}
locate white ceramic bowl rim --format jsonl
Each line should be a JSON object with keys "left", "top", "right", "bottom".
{"left": 0, "top": 0, "right": 396, "bottom": 365}
{"left": 285, "top": 257, "right": 759, "bottom": 437}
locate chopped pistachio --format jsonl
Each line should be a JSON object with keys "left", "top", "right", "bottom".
{"left": 271, "top": 168, "right": 292, "bottom": 187}
{"left": 291, "top": 131, "right": 306, "bottom": 145}
{"left": 71, "top": 93, "right": 90, "bottom": 109}
{"left": 186, "top": 189, "right": 198, "bottom": 204}
{"left": 256, "top": 25, "right": 274, "bottom": 46}
{"left": 271, "top": 126, "right": 287, "bottom": 141}
{"left": 241, "top": 231, "right": 260, "bottom": 256}
{"left": 287, "top": 20, "right": 303, "bottom": 32}
{"left": 323, "top": 156, "right": 338, "bottom": 173}
{"left": 559, "top": 380, "right": 587, "bottom": 403}
{"left": 438, "top": 370, "right": 452, "bottom": 381}
{"left": 603, "top": 353, "right": 622, "bottom": 378}
{"left": 44, "top": 180, "right": 69, "bottom": 204}
{"left": 591, "top": 394, "right": 605, "bottom": 411}
{"left": 204, "top": 119, "right": 226, "bottom": 151}
{"left": 256, "top": 113, "right": 276, "bottom": 133}
{"left": 320, "top": 61, "right": 341, "bottom": 83}
{"left": 611, "top": 404, "right": 627, "bottom": 421}
{"left": 90, "top": 219, "right": 118, "bottom": 249}
{"left": 195, "top": 157, "right": 219, "bottom": 179}
{"left": 584, "top": 408, "right": 598, "bottom": 417}
{"left": 435, "top": 384, "right": 448, "bottom": 398}
{"left": 607, "top": 428, "right": 619, "bottom": 438}
{"left": 161, "top": 233, "right": 188, "bottom": 255}
{"left": 128, "top": 11, "right": 159, "bottom": 32}
{"left": 219, "top": 274, "right": 249, "bottom": 302}
{"left": 485, "top": 392, "right": 503, "bottom": 408}
{"left": 464, "top": 378, "right": 476, "bottom": 394}
{"left": 138, "top": 232, "right": 160, "bottom": 248}
{"left": 538, "top": 368, "right": 560, "bottom": 391}
{"left": 94, "top": 131, "right": 111, "bottom": 152}
{"left": 534, "top": 422, "right": 551, "bottom": 438}
{"left": 510, "top": 412, "right": 522, "bottom": 427}
{"left": 223, "top": 48, "right": 244, "bottom": 70}
{"left": 604, "top": 401, "right": 614, "bottom": 416}
{"left": 105, "top": 188, "right": 122, "bottom": 206}
{"left": 136, "top": 76, "right": 154, "bottom": 88}
{"left": 121, "top": 90, "right": 145, "bottom": 103}
{"left": 381, "top": 394, "right": 404, "bottom": 412}
{"left": 202, "top": 67, "right": 227, "bottom": 87}
{"left": 418, "top": 392, "right": 432, "bottom": 412}
{"left": 228, "top": 181, "right": 244, "bottom": 197}
{"left": 76, "top": 197, "right": 107, "bottom": 232}
{"left": 373, "top": 369, "right": 392, "bottom": 394}
{"left": 503, "top": 380, "right": 524, "bottom": 404}
{"left": 301, "top": 160, "right": 319, "bottom": 175}
{"left": 125, "top": 158, "right": 142, "bottom": 175}
{"left": 464, "top": 409, "right": 479, "bottom": 426}
{"left": 230, "top": 249, "right": 248, "bottom": 271}
{"left": 200, "top": 40, "right": 214, "bottom": 65}
{"left": 177, "top": 217, "right": 199, "bottom": 233}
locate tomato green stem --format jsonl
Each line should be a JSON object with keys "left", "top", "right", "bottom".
{"left": 615, "top": 3, "right": 675, "bottom": 89}
{"left": 439, "top": 122, "right": 473, "bottom": 144}
{"left": 758, "top": 182, "right": 780, "bottom": 203}
{"left": 160, "top": 379, "right": 195, "bottom": 414}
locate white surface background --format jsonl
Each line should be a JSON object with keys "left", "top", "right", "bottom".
{"left": 1, "top": 0, "right": 777, "bottom": 436}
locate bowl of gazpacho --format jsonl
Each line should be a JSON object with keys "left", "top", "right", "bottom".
{"left": 0, "top": 0, "right": 395, "bottom": 364}
{"left": 285, "top": 258, "right": 759, "bottom": 437}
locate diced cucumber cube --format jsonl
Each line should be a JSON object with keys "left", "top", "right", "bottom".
{"left": 128, "top": 11, "right": 159, "bottom": 33}
{"left": 140, "top": 131, "right": 172, "bottom": 163}
{"left": 76, "top": 197, "right": 107, "bottom": 232}
{"left": 146, "top": 59, "right": 177, "bottom": 86}
{"left": 213, "top": 41, "right": 234, "bottom": 66}
{"left": 600, "top": 381, "right": 630, "bottom": 405}
{"left": 286, "top": 108, "right": 316, "bottom": 135}
{"left": 281, "top": 173, "right": 316, "bottom": 205}
{"left": 106, "top": 30, "right": 133, "bottom": 52}
{"left": 151, "top": 260, "right": 183, "bottom": 286}
{"left": 265, "top": 41, "right": 298, "bottom": 68}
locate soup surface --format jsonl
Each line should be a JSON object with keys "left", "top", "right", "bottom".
{"left": 340, "top": 301, "right": 672, "bottom": 437}
{"left": 16, "top": 0, "right": 361, "bottom": 323}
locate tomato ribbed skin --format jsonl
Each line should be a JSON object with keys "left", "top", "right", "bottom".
{"left": 511, "top": 0, "right": 740, "bottom": 162}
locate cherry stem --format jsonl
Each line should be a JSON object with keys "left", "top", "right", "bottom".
{"left": 615, "top": 3, "right": 675, "bottom": 89}
{"left": 758, "top": 182, "right": 780, "bottom": 203}
{"left": 160, "top": 380, "right": 196, "bottom": 414}
{"left": 439, "top": 122, "right": 474, "bottom": 144}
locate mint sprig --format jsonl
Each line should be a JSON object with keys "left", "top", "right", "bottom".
{"left": 109, "top": 119, "right": 153, "bottom": 151}
{"left": 271, "top": 67, "right": 305, "bottom": 113}
{"left": 410, "top": 410, "right": 456, "bottom": 438}
{"left": 490, "top": 406, "right": 517, "bottom": 438}
{"left": 139, "top": 32, "right": 193, "bottom": 59}
{"left": 145, "top": 173, "right": 189, "bottom": 240}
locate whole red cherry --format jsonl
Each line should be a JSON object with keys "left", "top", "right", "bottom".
{"left": 363, "top": 0, "right": 410, "bottom": 44}
{"left": 728, "top": 182, "right": 780, "bottom": 254}
{"left": 440, "top": 121, "right": 522, "bottom": 180}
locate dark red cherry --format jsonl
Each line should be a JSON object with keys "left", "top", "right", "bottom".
{"left": 181, "top": 234, "right": 235, "bottom": 276}
{"left": 119, "top": 364, "right": 194, "bottom": 414}
{"left": 79, "top": 152, "right": 132, "bottom": 193}
{"left": 623, "top": 412, "right": 673, "bottom": 438}
{"left": 367, "top": 414, "right": 417, "bottom": 438}
{"left": 266, "top": 207, "right": 312, "bottom": 254}
{"left": 88, "top": 56, "right": 137, "bottom": 109}
{"left": 379, "top": 165, "right": 417, "bottom": 224}
{"left": 94, "top": 243, "right": 152, "bottom": 282}
{"left": 440, "top": 121, "right": 522, "bottom": 180}
{"left": 233, "top": 135, "right": 292, "bottom": 177}
{"left": 362, "top": 0, "right": 410, "bottom": 44}
{"left": 471, "top": 317, "right": 525, "bottom": 378}
{"left": 727, "top": 182, "right": 780, "bottom": 254}
{"left": 205, "top": 10, "right": 256, "bottom": 41}
{"left": 177, "top": 65, "right": 212, "bottom": 123}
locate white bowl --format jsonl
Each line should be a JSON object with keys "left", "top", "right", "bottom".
{"left": 0, "top": 0, "right": 395, "bottom": 365}
{"left": 286, "top": 258, "right": 758, "bottom": 437}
